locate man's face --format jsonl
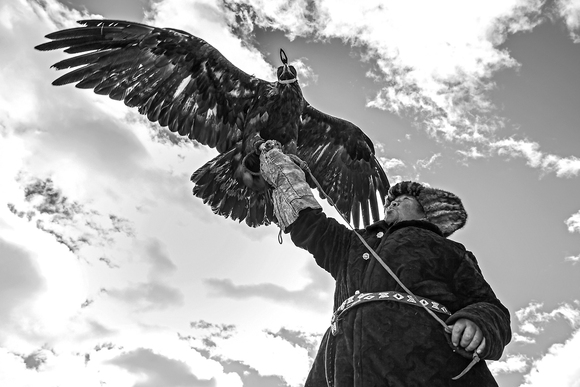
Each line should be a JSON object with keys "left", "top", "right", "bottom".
{"left": 384, "top": 195, "right": 425, "bottom": 224}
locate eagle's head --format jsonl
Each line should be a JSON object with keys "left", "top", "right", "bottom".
{"left": 276, "top": 49, "right": 298, "bottom": 85}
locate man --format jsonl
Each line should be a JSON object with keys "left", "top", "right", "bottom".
{"left": 259, "top": 141, "right": 511, "bottom": 387}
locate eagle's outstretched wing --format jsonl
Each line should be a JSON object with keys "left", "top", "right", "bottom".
{"left": 297, "top": 105, "right": 390, "bottom": 228}
{"left": 35, "top": 19, "right": 265, "bottom": 153}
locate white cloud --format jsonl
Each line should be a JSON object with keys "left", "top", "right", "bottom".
{"left": 512, "top": 333, "right": 536, "bottom": 344}
{"left": 556, "top": 0, "right": 580, "bottom": 42}
{"left": 0, "top": 328, "right": 242, "bottom": 387}
{"left": 521, "top": 328, "right": 580, "bottom": 387}
{"left": 502, "top": 303, "right": 580, "bottom": 385}
{"left": 379, "top": 157, "right": 406, "bottom": 171}
{"left": 565, "top": 255, "right": 580, "bottom": 264}
{"left": 0, "top": 213, "right": 87, "bottom": 352}
{"left": 542, "top": 154, "right": 580, "bottom": 177}
{"left": 221, "top": 0, "right": 316, "bottom": 40}
{"left": 314, "top": 0, "right": 539, "bottom": 137}
{"left": 145, "top": 0, "right": 274, "bottom": 80}
{"left": 415, "top": 153, "right": 441, "bottom": 170}
{"left": 515, "top": 302, "right": 580, "bottom": 335}
{"left": 490, "top": 139, "right": 580, "bottom": 177}
{"left": 565, "top": 211, "right": 580, "bottom": 233}
{"left": 290, "top": 57, "right": 319, "bottom": 88}
{"left": 204, "top": 260, "right": 332, "bottom": 311}
{"left": 185, "top": 324, "right": 313, "bottom": 387}
{"left": 457, "top": 147, "right": 486, "bottom": 159}
{"left": 520, "top": 321, "right": 542, "bottom": 335}
{"left": 489, "top": 354, "right": 529, "bottom": 374}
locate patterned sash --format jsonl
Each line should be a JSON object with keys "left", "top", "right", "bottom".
{"left": 331, "top": 291, "right": 451, "bottom": 335}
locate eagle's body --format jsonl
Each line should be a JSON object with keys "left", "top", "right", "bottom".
{"left": 36, "top": 19, "right": 389, "bottom": 228}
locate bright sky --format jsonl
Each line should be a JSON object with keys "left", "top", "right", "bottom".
{"left": 1, "top": 0, "right": 579, "bottom": 386}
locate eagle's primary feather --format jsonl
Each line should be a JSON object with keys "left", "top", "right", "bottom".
{"left": 36, "top": 19, "right": 390, "bottom": 228}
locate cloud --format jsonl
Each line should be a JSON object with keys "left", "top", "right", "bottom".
{"left": 221, "top": 0, "right": 319, "bottom": 40}
{"left": 204, "top": 261, "right": 333, "bottom": 311}
{"left": 555, "top": 0, "right": 580, "bottom": 42}
{"left": 514, "top": 302, "right": 580, "bottom": 344}
{"left": 184, "top": 322, "right": 314, "bottom": 387}
{"left": 145, "top": 238, "right": 178, "bottom": 276}
{"left": 7, "top": 176, "right": 135, "bottom": 253}
{"left": 289, "top": 57, "right": 319, "bottom": 88}
{"left": 565, "top": 255, "right": 580, "bottom": 264}
{"left": 521, "top": 327, "right": 580, "bottom": 387}
{"left": 105, "top": 238, "right": 184, "bottom": 310}
{"left": 565, "top": 210, "right": 580, "bottom": 233}
{"left": 0, "top": 239, "right": 46, "bottom": 328}
{"left": 108, "top": 348, "right": 216, "bottom": 387}
{"left": 0, "top": 211, "right": 87, "bottom": 352}
{"left": 490, "top": 138, "right": 580, "bottom": 177}
{"left": 489, "top": 354, "right": 529, "bottom": 374}
{"left": 190, "top": 320, "right": 237, "bottom": 341}
{"left": 105, "top": 281, "right": 184, "bottom": 311}
{"left": 415, "top": 153, "right": 441, "bottom": 170}
{"left": 265, "top": 327, "right": 320, "bottom": 360}
{"left": 379, "top": 157, "right": 406, "bottom": 171}
{"left": 0, "top": 328, "right": 242, "bottom": 387}
{"left": 214, "top": 359, "right": 288, "bottom": 387}
{"left": 311, "top": 0, "right": 537, "bottom": 139}
{"left": 512, "top": 333, "right": 537, "bottom": 344}
{"left": 563, "top": 211, "right": 580, "bottom": 264}
{"left": 496, "top": 303, "right": 580, "bottom": 384}
{"left": 145, "top": 0, "right": 274, "bottom": 79}
{"left": 457, "top": 147, "right": 486, "bottom": 159}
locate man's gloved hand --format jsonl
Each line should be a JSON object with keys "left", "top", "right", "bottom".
{"left": 259, "top": 140, "right": 321, "bottom": 230}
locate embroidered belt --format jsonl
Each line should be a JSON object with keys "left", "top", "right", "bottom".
{"left": 331, "top": 291, "right": 451, "bottom": 336}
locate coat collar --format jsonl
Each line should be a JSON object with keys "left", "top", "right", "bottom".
{"left": 365, "top": 219, "right": 444, "bottom": 237}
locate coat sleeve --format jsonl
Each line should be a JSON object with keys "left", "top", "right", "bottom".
{"left": 445, "top": 251, "right": 512, "bottom": 361}
{"left": 287, "top": 208, "right": 354, "bottom": 279}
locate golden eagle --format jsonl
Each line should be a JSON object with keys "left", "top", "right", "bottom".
{"left": 35, "top": 19, "right": 389, "bottom": 228}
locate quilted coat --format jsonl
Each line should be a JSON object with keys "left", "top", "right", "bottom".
{"left": 288, "top": 208, "right": 511, "bottom": 387}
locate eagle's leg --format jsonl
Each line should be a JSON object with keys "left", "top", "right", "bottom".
{"left": 286, "top": 154, "right": 309, "bottom": 172}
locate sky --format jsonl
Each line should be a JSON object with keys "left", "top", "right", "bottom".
{"left": 0, "top": 0, "right": 579, "bottom": 386}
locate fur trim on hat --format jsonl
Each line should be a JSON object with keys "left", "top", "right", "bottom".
{"left": 386, "top": 181, "right": 467, "bottom": 237}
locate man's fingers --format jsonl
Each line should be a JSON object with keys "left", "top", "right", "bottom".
{"left": 450, "top": 322, "right": 466, "bottom": 347}
{"left": 475, "top": 337, "right": 486, "bottom": 356}
{"left": 459, "top": 324, "right": 476, "bottom": 348}
{"left": 464, "top": 328, "right": 483, "bottom": 352}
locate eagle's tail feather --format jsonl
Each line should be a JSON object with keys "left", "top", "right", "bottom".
{"left": 191, "top": 149, "right": 273, "bottom": 227}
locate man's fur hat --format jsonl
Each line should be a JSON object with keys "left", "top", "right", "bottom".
{"left": 385, "top": 181, "right": 467, "bottom": 237}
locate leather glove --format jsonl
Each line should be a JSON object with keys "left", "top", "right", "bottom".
{"left": 259, "top": 140, "right": 321, "bottom": 230}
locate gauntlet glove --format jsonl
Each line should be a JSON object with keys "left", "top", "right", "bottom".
{"left": 259, "top": 140, "right": 321, "bottom": 230}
